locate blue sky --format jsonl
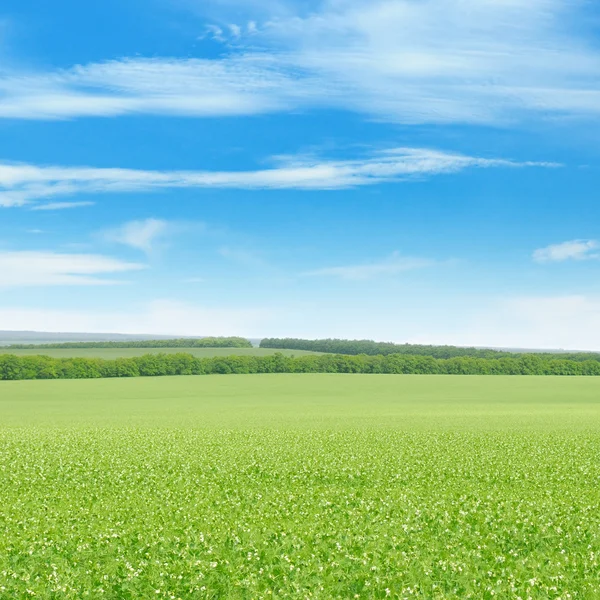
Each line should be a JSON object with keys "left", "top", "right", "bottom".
{"left": 1, "top": 0, "right": 600, "bottom": 348}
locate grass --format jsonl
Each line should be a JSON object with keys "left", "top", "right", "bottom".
{"left": 1, "top": 375, "right": 600, "bottom": 598}
{"left": 0, "top": 347, "right": 320, "bottom": 359}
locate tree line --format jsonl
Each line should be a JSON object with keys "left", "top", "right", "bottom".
{"left": 2, "top": 352, "right": 600, "bottom": 380}
{"left": 260, "top": 338, "right": 600, "bottom": 362}
{"left": 5, "top": 337, "right": 253, "bottom": 350}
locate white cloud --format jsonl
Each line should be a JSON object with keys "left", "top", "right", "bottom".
{"left": 0, "top": 251, "right": 145, "bottom": 287}
{"left": 228, "top": 24, "right": 242, "bottom": 38}
{"left": 0, "top": 300, "right": 272, "bottom": 337}
{"left": 426, "top": 295, "right": 600, "bottom": 351}
{"left": 219, "top": 246, "right": 267, "bottom": 268}
{"left": 0, "top": 148, "right": 555, "bottom": 207}
{"left": 30, "top": 201, "right": 95, "bottom": 211}
{"left": 267, "top": 294, "right": 600, "bottom": 352}
{"left": 103, "top": 219, "right": 170, "bottom": 253}
{"left": 0, "top": 56, "right": 308, "bottom": 120}
{"left": 203, "top": 24, "right": 226, "bottom": 42}
{"left": 533, "top": 239, "right": 599, "bottom": 262}
{"left": 0, "top": 1, "right": 598, "bottom": 123}
{"left": 4, "top": 292, "right": 600, "bottom": 350}
{"left": 304, "top": 252, "right": 434, "bottom": 280}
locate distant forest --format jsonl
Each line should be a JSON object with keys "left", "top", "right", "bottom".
{"left": 6, "top": 337, "right": 253, "bottom": 350}
{"left": 3, "top": 352, "right": 600, "bottom": 380}
{"left": 260, "top": 338, "right": 600, "bottom": 362}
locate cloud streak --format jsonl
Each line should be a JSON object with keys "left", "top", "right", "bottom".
{"left": 0, "top": 148, "right": 556, "bottom": 207}
{"left": 0, "top": 1, "right": 598, "bottom": 124}
{"left": 0, "top": 300, "right": 272, "bottom": 336}
{"left": 304, "top": 252, "right": 435, "bottom": 280}
{"left": 533, "top": 239, "right": 599, "bottom": 262}
{"left": 30, "top": 201, "right": 95, "bottom": 211}
{"left": 446, "top": 295, "right": 600, "bottom": 351}
{"left": 102, "top": 218, "right": 170, "bottom": 254}
{"left": 0, "top": 251, "right": 145, "bottom": 287}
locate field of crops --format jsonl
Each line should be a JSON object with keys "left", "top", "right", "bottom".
{"left": 1, "top": 375, "right": 600, "bottom": 598}
{"left": 0, "top": 347, "right": 320, "bottom": 359}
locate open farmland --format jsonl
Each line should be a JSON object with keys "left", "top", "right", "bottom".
{"left": 1, "top": 375, "right": 600, "bottom": 598}
{"left": 0, "top": 347, "right": 321, "bottom": 359}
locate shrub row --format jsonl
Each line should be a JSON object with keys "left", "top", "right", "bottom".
{"left": 6, "top": 337, "right": 253, "bottom": 350}
{"left": 2, "top": 352, "right": 600, "bottom": 380}
{"left": 260, "top": 338, "right": 600, "bottom": 362}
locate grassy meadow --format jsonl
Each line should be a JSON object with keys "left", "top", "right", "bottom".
{"left": 1, "top": 375, "right": 600, "bottom": 598}
{"left": 0, "top": 347, "right": 320, "bottom": 359}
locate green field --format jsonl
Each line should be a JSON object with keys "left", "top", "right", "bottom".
{"left": 1, "top": 375, "right": 600, "bottom": 598}
{"left": 0, "top": 347, "right": 320, "bottom": 359}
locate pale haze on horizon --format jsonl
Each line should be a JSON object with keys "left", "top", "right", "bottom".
{"left": 1, "top": 0, "right": 599, "bottom": 350}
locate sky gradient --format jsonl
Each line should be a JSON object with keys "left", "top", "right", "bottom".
{"left": 1, "top": 0, "right": 600, "bottom": 349}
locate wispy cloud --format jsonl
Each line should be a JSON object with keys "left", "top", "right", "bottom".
{"left": 533, "top": 239, "right": 599, "bottom": 262}
{"left": 102, "top": 218, "right": 170, "bottom": 253}
{"left": 0, "top": 251, "right": 145, "bottom": 287}
{"left": 0, "top": 1, "right": 598, "bottom": 123}
{"left": 0, "top": 148, "right": 556, "bottom": 207}
{"left": 442, "top": 295, "right": 600, "bottom": 351}
{"left": 0, "top": 300, "right": 272, "bottom": 336}
{"left": 30, "top": 201, "right": 95, "bottom": 211}
{"left": 219, "top": 246, "right": 267, "bottom": 268}
{"left": 0, "top": 56, "right": 305, "bottom": 120}
{"left": 304, "top": 252, "right": 435, "bottom": 280}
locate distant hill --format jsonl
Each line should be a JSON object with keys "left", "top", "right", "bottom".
{"left": 0, "top": 331, "right": 262, "bottom": 348}
{"left": 0, "top": 331, "right": 197, "bottom": 346}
